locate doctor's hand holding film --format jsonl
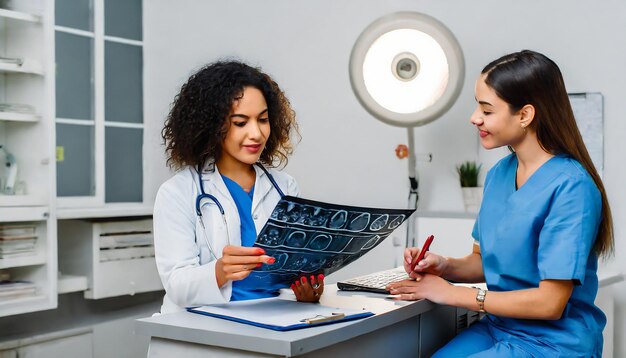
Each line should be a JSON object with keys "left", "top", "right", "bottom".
{"left": 215, "top": 246, "right": 275, "bottom": 287}
{"left": 215, "top": 245, "right": 325, "bottom": 302}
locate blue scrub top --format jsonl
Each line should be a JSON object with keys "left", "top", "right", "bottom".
{"left": 473, "top": 153, "right": 606, "bottom": 356}
{"left": 221, "top": 175, "right": 282, "bottom": 301}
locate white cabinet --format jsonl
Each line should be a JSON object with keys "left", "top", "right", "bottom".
{"left": 58, "top": 218, "right": 162, "bottom": 299}
{"left": 0, "top": 328, "right": 93, "bottom": 358}
{"left": 0, "top": 0, "right": 56, "bottom": 318}
{"left": 0, "top": 2, "right": 52, "bottom": 207}
{"left": 1, "top": 0, "right": 148, "bottom": 319}
{"left": 0, "top": 217, "right": 56, "bottom": 317}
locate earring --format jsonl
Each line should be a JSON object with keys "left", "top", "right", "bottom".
{"left": 521, "top": 123, "right": 527, "bottom": 133}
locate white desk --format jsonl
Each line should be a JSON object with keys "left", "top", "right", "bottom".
{"left": 135, "top": 285, "right": 458, "bottom": 357}
{"left": 136, "top": 272, "right": 623, "bottom": 357}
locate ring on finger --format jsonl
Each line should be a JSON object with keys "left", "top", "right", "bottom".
{"left": 313, "top": 292, "right": 319, "bottom": 297}
{"left": 312, "top": 283, "right": 320, "bottom": 290}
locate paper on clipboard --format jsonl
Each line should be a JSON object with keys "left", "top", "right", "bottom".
{"left": 186, "top": 297, "right": 373, "bottom": 331}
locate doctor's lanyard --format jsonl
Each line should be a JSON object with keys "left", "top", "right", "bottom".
{"left": 193, "top": 163, "right": 285, "bottom": 260}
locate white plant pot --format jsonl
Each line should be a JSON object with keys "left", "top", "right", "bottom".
{"left": 461, "top": 187, "right": 483, "bottom": 213}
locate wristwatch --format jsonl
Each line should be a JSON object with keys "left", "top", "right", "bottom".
{"left": 475, "top": 288, "right": 487, "bottom": 313}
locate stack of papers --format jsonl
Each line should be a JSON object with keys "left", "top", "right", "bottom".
{"left": 98, "top": 231, "right": 155, "bottom": 262}
{"left": 0, "top": 225, "right": 37, "bottom": 259}
{"left": 0, "top": 280, "right": 37, "bottom": 302}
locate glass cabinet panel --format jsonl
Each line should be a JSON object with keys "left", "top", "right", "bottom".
{"left": 105, "top": 41, "right": 143, "bottom": 124}
{"left": 55, "top": 0, "right": 93, "bottom": 31}
{"left": 105, "top": 127, "right": 142, "bottom": 202}
{"left": 104, "top": 0, "right": 142, "bottom": 40}
{"left": 55, "top": 32, "right": 94, "bottom": 120}
{"left": 56, "top": 123, "right": 95, "bottom": 197}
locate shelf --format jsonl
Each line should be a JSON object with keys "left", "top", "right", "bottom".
{"left": 0, "top": 253, "right": 46, "bottom": 269}
{"left": 0, "top": 294, "right": 47, "bottom": 309}
{"left": 0, "top": 112, "right": 41, "bottom": 122}
{"left": 0, "top": 195, "right": 48, "bottom": 207}
{"left": 0, "top": 206, "right": 48, "bottom": 222}
{"left": 0, "top": 8, "right": 41, "bottom": 23}
{"left": 58, "top": 274, "right": 88, "bottom": 294}
{"left": 0, "top": 60, "right": 44, "bottom": 75}
{"left": 57, "top": 204, "right": 153, "bottom": 219}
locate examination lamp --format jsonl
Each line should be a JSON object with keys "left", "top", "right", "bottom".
{"left": 349, "top": 12, "right": 465, "bottom": 248}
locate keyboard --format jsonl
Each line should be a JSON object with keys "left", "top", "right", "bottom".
{"left": 337, "top": 267, "right": 410, "bottom": 294}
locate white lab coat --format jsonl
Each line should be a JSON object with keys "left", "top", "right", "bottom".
{"left": 153, "top": 163, "right": 299, "bottom": 314}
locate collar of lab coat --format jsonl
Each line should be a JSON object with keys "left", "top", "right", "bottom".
{"left": 251, "top": 164, "right": 276, "bottom": 214}
{"left": 199, "top": 161, "right": 277, "bottom": 216}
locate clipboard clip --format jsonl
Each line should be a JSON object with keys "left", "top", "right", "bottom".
{"left": 300, "top": 312, "right": 345, "bottom": 324}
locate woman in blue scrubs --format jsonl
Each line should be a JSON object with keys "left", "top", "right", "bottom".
{"left": 387, "top": 50, "right": 614, "bottom": 357}
{"left": 154, "top": 61, "right": 323, "bottom": 314}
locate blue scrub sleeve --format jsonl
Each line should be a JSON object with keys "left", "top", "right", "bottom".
{"left": 471, "top": 216, "right": 480, "bottom": 243}
{"left": 537, "top": 175, "right": 601, "bottom": 285}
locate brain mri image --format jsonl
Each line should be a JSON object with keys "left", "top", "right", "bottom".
{"left": 308, "top": 234, "right": 332, "bottom": 251}
{"left": 369, "top": 215, "right": 389, "bottom": 231}
{"left": 388, "top": 215, "right": 405, "bottom": 230}
{"left": 328, "top": 210, "right": 348, "bottom": 229}
{"left": 249, "top": 196, "right": 414, "bottom": 287}
{"left": 284, "top": 230, "right": 308, "bottom": 248}
{"left": 348, "top": 212, "right": 370, "bottom": 231}
{"left": 257, "top": 227, "right": 284, "bottom": 246}
{"left": 362, "top": 235, "right": 381, "bottom": 250}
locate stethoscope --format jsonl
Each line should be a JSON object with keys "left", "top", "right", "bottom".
{"left": 193, "top": 163, "right": 285, "bottom": 260}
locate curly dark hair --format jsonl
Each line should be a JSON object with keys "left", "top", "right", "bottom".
{"left": 162, "top": 60, "right": 299, "bottom": 170}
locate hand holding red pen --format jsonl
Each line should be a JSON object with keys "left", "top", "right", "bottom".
{"left": 403, "top": 235, "right": 448, "bottom": 279}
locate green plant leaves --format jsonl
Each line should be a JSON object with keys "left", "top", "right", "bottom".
{"left": 456, "top": 161, "right": 482, "bottom": 187}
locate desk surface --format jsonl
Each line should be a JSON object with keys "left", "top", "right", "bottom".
{"left": 136, "top": 271, "right": 623, "bottom": 357}
{"left": 135, "top": 285, "right": 436, "bottom": 357}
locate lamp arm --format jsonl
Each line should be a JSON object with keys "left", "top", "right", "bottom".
{"left": 407, "top": 127, "right": 418, "bottom": 190}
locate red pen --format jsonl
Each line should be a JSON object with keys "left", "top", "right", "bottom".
{"left": 410, "top": 235, "right": 435, "bottom": 272}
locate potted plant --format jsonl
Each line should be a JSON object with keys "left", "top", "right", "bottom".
{"left": 456, "top": 161, "right": 482, "bottom": 212}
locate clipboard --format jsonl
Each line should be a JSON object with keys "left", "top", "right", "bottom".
{"left": 186, "top": 297, "right": 373, "bottom": 331}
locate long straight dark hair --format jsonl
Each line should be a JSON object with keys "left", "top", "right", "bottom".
{"left": 482, "top": 50, "right": 613, "bottom": 258}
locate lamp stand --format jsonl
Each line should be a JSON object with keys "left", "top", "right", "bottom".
{"left": 405, "top": 127, "right": 419, "bottom": 248}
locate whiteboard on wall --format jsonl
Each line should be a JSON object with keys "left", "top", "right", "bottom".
{"left": 569, "top": 93, "right": 603, "bottom": 176}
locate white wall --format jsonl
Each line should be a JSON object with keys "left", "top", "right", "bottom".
{"left": 143, "top": 1, "right": 626, "bottom": 356}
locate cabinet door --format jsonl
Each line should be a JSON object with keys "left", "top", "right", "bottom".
{"left": 0, "top": 350, "right": 17, "bottom": 358}
{"left": 17, "top": 332, "right": 93, "bottom": 358}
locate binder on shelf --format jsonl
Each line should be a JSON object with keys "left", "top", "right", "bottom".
{"left": 187, "top": 297, "right": 373, "bottom": 331}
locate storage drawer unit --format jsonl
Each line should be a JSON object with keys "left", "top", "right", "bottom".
{"left": 58, "top": 218, "right": 162, "bottom": 299}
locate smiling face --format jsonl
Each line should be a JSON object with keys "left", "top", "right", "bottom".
{"left": 470, "top": 75, "right": 526, "bottom": 150}
{"left": 217, "top": 86, "right": 271, "bottom": 170}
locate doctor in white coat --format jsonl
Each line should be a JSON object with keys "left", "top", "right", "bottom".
{"left": 154, "top": 61, "right": 324, "bottom": 314}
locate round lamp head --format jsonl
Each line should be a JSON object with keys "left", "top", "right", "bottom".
{"left": 349, "top": 12, "right": 465, "bottom": 127}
